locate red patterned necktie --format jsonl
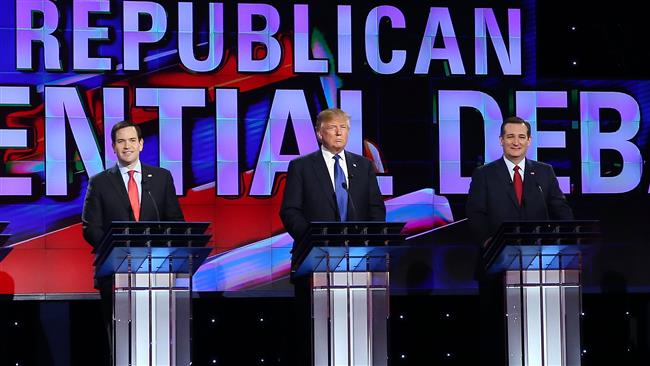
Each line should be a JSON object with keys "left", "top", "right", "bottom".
{"left": 513, "top": 165, "right": 523, "bottom": 206}
{"left": 127, "top": 170, "right": 140, "bottom": 221}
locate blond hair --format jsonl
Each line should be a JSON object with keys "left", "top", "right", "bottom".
{"left": 315, "top": 108, "right": 350, "bottom": 129}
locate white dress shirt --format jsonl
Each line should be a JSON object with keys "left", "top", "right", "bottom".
{"left": 321, "top": 146, "right": 349, "bottom": 190}
{"left": 503, "top": 156, "right": 526, "bottom": 182}
{"left": 117, "top": 160, "right": 142, "bottom": 203}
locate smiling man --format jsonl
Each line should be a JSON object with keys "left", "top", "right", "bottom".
{"left": 466, "top": 116, "right": 574, "bottom": 365}
{"left": 81, "top": 120, "right": 184, "bottom": 361}
{"left": 466, "top": 116, "right": 573, "bottom": 244}
{"left": 82, "top": 120, "right": 184, "bottom": 249}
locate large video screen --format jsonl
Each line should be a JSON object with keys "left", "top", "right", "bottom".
{"left": 1, "top": 1, "right": 648, "bottom": 296}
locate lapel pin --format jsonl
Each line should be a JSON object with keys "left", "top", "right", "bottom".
{"left": 147, "top": 174, "right": 153, "bottom": 177}
{"left": 530, "top": 171, "right": 535, "bottom": 175}
{"left": 352, "top": 163, "right": 357, "bottom": 167}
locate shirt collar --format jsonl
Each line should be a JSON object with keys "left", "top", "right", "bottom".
{"left": 321, "top": 146, "right": 345, "bottom": 162}
{"left": 117, "top": 160, "right": 142, "bottom": 175}
{"left": 503, "top": 156, "right": 525, "bottom": 172}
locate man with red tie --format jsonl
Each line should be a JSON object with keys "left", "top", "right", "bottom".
{"left": 466, "top": 116, "right": 573, "bottom": 245}
{"left": 466, "top": 116, "right": 573, "bottom": 365}
{"left": 81, "top": 120, "right": 183, "bottom": 363}
{"left": 82, "top": 120, "right": 184, "bottom": 249}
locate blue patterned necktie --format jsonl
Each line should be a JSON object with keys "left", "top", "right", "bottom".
{"left": 333, "top": 154, "right": 348, "bottom": 221}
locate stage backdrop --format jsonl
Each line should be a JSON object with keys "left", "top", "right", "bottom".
{"left": 1, "top": 0, "right": 649, "bottom": 296}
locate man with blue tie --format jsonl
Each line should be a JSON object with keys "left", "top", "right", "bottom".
{"left": 280, "top": 107, "right": 386, "bottom": 264}
{"left": 280, "top": 108, "right": 385, "bottom": 366}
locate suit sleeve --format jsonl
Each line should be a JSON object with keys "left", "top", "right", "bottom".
{"left": 367, "top": 161, "right": 386, "bottom": 221}
{"left": 466, "top": 167, "right": 491, "bottom": 243}
{"left": 280, "top": 160, "right": 310, "bottom": 241}
{"left": 162, "top": 170, "right": 184, "bottom": 221}
{"left": 81, "top": 176, "right": 105, "bottom": 249}
{"left": 545, "top": 166, "right": 574, "bottom": 220}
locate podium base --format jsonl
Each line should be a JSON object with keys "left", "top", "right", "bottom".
{"left": 113, "top": 273, "right": 191, "bottom": 366}
{"left": 505, "top": 269, "right": 581, "bottom": 366}
{"left": 311, "top": 271, "right": 389, "bottom": 366}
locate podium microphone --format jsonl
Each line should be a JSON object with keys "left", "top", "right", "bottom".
{"left": 536, "top": 182, "right": 549, "bottom": 220}
{"left": 142, "top": 178, "right": 161, "bottom": 222}
{"left": 341, "top": 182, "right": 357, "bottom": 221}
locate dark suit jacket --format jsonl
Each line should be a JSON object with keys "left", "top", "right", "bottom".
{"left": 466, "top": 158, "right": 574, "bottom": 243}
{"left": 280, "top": 150, "right": 386, "bottom": 262}
{"left": 82, "top": 163, "right": 184, "bottom": 250}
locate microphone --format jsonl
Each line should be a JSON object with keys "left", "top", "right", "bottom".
{"left": 535, "top": 181, "right": 549, "bottom": 220}
{"left": 341, "top": 182, "right": 357, "bottom": 221}
{"left": 142, "top": 178, "right": 161, "bottom": 222}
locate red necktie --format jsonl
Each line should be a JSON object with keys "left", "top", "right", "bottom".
{"left": 513, "top": 165, "right": 523, "bottom": 206}
{"left": 128, "top": 170, "right": 140, "bottom": 221}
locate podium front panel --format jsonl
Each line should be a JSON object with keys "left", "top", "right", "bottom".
{"left": 96, "top": 246, "right": 211, "bottom": 277}
{"left": 297, "top": 222, "right": 405, "bottom": 366}
{"left": 483, "top": 221, "right": 599, "bottom": 366}
{"left": 296, "top": 246, "right": 397, "bottom": 276}
{"left": 312, "top": 272, "right": 389, "bottom": 366}
{"left": 488, "top": 245, "right": 583, "bottom": 273}
{"left": 505, "top": 269, "right": 582, "bottom": 366}
{"left": 114, "top": 273, "right": 191, "bottom": 366}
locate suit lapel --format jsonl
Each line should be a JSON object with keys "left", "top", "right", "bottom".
{"left": 107, "top": 164, "right": 134, "bottom": 217}
{"left": 139, "top": 165, "right": 152, "bottom": 220}
{"left": 309, "top": 151, "right": 338, "bottom": 213}
{"left": 344, "top": 151, "right": 359, "bottom": 182}
{"left": 344, "top": 151, "right": 359, "bottom": 220}
{"left": 523, "top": 159, "right": 538, "bottom": 207}
{"left": 495, "top": 158, "right": 520, "bottom": 210}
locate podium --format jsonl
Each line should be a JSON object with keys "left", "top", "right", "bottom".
{"left": 294, "top": 221, "right": 406, "bottom": 366}
{"left": 482, "top": 220, "right": 600, "bottom": 366}
{"left": 94, "top": 221, "right": 212, "bottom": 366}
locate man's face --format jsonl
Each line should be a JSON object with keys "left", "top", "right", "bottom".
{"left": 112, "top": 126, "right": 143, "bottom": 167}
{"left": 317, "top": 117, "right": 350, "bottom": 154}
{"left": 500, "top": 122, "right": 530, "bottom": 163}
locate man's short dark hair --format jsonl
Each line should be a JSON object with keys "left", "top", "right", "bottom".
{"left": 111, "top": 120, "right": 143, "bottom": 144}
{"left": 500, "top": 116, "right": 531, "bottom": 137}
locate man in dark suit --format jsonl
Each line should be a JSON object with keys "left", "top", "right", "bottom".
{"left": 82, "top": 120, "right": 184, "bottom": 248}
{"left": 81, "top": 120, "right": 184, "bottom": 364}
{"left": 466, "top": 116, "right": 573, "bottom": 365}
{"left": 280, "top": 108, "right": 386, "bottom": 263}
{"left": 280, "top": 108, "right": 385, "bottom": 365}
{"left": 466, "top": 116, "right": 573, "bottom": 244}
